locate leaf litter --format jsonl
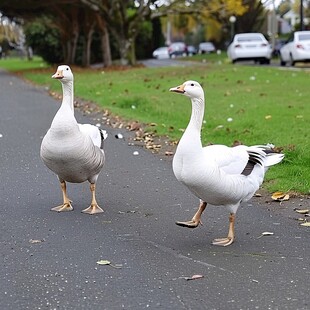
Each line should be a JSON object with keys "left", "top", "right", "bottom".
{"left": 178, "top": 274, "right": 204, "bottom": 281}
{"left": 257, "top": 232, "right": 274, "bottom": 239}
{"left": 96, "top": 259, "right": 122, "bottom": 269}
{"left": 293, "top": 208, "right": 310, "bottom": 227}
{"left": 29, "top": 239, "right": 45, "bottom": 244}
{"left": 271, "top": 192, "right": 290, "bottom": 201}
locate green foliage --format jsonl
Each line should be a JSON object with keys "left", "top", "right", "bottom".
{"left": 152, "top": 17, "right": 166, "bottom": 48}
{"left": 24, "top": 17, "right": 63, "bottom": 64}
{"left": 135, "top": 20, "right": 153, "bottom": 60}
{"left": 2, "top": 56, "right": 310, "bottom": 194}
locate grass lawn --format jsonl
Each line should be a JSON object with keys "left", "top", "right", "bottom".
{"left": 1, "top": 56, "right": 309, "bottom": 194}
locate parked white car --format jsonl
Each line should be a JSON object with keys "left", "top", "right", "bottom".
{"left": 198, "top": 42, "right": 216, "bottom": 54}
{"left": 227, "top": 33, "right": 272, "bottom": 64}
{"left": 279, "top": 31, "right": 310, "bottom": 66}
{"left": 152, "top": 46, "right": 169, "bottom": 59}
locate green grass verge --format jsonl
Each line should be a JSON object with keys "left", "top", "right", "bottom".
{"left": 0, "top": 56, "right": 48, "bottom": 71}
{"left": 1, "top": 57, "right": 309, "bottom": 194}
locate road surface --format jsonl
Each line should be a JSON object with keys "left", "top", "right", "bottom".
{"left": 0, "top": 68, "right": 309, "bottom": 310}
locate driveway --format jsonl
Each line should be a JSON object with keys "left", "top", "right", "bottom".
{"left": 0, "top": 68, "right": 309, "bottom": 310}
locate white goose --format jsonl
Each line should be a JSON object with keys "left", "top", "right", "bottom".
{"left": 40, "top": 65, "right": 107, "bottom": 215}
{"left": 170, "top": 81, "right": 284, "bottom": 246}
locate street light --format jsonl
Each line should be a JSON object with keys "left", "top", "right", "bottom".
{"left": 229, "top": 15, "right": 236, "bottom": 41}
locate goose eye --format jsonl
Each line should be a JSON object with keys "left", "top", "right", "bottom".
{"left": 190, "top": 83, "right": 194, "bottom": 86}
{"left": 66, "top": 68, "right": 69, "bottom": 71}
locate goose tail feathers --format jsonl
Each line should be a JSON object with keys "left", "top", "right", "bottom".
{"left": 249, "top": 144, "right": 284, "bottom": 169}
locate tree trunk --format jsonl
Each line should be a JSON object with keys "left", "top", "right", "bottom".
{"left": 82, "top": 24, "right": 95, "bottom": 67}
{"left": 129, "top": 38, "right": 136, "bottom": 66}
{"left": 70, "top": 25, "right": 79, "bottom": 64}
{"left": 115, "top": 35, "right": 135, "bottom": 66}
{"left": 96, "top": 14, "right": 112, "bottom": 67}
{"left": 101, "top": 27, "right": 112, "bottom": 67}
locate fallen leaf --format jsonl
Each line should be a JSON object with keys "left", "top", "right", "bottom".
{"left": 96, "top": 259, "right": 122, "bottom": 269}
{"left": 271, "top": 192, "right": 290, "bottom": 201}
{"left": 300, "top": 222, "right": 310, "bottom": 227}
{"left": 190, "top": 274, "right": 204, "bottom": 280}
{"left": 265, "top": 115, "right": 272, "bottom": 120}
{"left": 97, "top": 260, "right": 111, "bottom": 265}
{"left": 182, "top": 274, "right": 204, "bottom": 281}
{"left": 295, "top": 218, "right": 306, "bottom": 222}
{"left": 29, "top": 239, "right": 44, "bottom": 244}
{"left": 294, "top": 208, "right": 310, "bottom": 214}
{"left": 262, "top": 231, "right": 274, "bottom": 236}
{"left": 257, "top": 232, "right": 274, "bottom": 239}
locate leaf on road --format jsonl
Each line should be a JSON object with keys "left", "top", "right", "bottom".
{"left": 294, "top": 208, "right": 309, "bottom": 214}
{"left": 300, "top": 222, "right": 310, "bottom": 227}
{"left": 257, "top": 232, "right": 274, "bottom": 239}
{"left": 96, "top": 259, "right": 122, "bottom": 269}
{"left": 182, "top": 274, "right": 204, "bottom": 281}
{"left": 271, "top": 192, "right": 290, "bottom": 201}
{"left": 29, "top": 239, "right": 44, "bottom": 244}
{"left": 97, "top": 260, "right": 111, "bottom": 265}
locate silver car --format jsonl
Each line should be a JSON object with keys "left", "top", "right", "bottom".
{"left": 279, "top": 31, "right": 310, "bottom": 66}
{"left": 198, "top": 42, "right": 215, "bottom": 54}
{"left": 227, "top": 33, "right": 272, "bottom": 64}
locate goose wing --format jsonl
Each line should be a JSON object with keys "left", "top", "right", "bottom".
{"left": 78, "top": 124, "right": 108, "bottom": 149}
{"left": 203, "top": 144, "right": 250, "bottom": 175}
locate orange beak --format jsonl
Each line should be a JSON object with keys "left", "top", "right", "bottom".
{"left": 52, "top": 70, "right": 64, "bottom": 79}
{"left": 169, "top": 83, "right": 185, "bottom": 94}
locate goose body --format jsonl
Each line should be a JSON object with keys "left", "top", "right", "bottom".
{"left": 170, "top": 81, "right": 284, "bottom": 246}
{"left": 40, "top": 65, "right": 107, "bottom": 214}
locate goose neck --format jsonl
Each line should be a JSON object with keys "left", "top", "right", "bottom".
{"left": 187, "top": 97, "right": 205, "bottom": 132}
{"left": 61, "top": 81, "right": 74, "bottom": 112}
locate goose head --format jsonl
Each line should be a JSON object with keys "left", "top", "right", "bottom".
{"left": 169, "top": 80, "right": 204, "bottom": 100}
{"left": 52, "top": 65, "right": 73, "bottom": 83}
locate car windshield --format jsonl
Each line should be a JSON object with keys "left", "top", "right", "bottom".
{"left": 298, "top": 33, "right": 310, "bottom": 41}
{"left": 237, "top": 36, "right": 263, "bottom": 42}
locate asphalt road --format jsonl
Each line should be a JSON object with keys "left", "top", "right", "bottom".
{"left": 0, "top": 68, "right": 309, "bottom": 310}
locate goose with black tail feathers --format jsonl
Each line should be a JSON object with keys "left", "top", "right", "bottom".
{"left": 170, "top": 80, "right": 284, "bottom": 246}
{"left": 40, "top": 65, "right": 107, "bottom": 215}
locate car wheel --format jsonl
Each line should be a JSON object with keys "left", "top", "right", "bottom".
{"left": 280, "top": 57, "right": 286, "bottom": 66}
{"left": 264, "top": 59, "right": 270, "bottom": 65}
{"left": 289, "top": 55, "right": 295, "bottom": 66}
